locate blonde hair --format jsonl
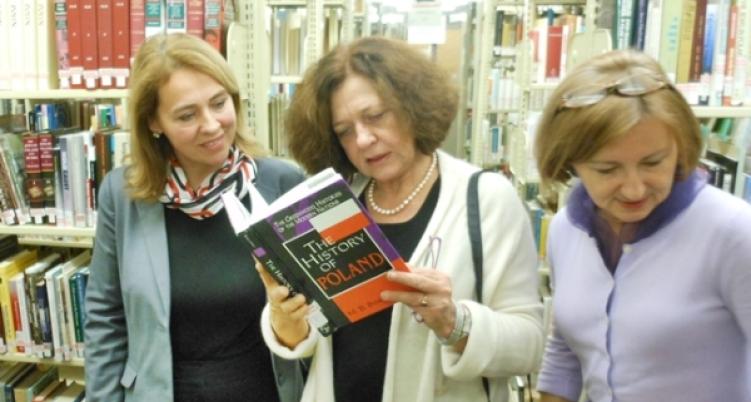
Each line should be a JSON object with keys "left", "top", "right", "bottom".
{"left": 126, "top": 33, "right": 265, "bottom": 201}
{"left": 285, "top": 36, "right": 458, "bottom": 178}
{"left": 535, "top": 50, "right": 702, "bottom": 186}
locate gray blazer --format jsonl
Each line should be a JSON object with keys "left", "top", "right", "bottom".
{"left": 84, "top": 158, "right": 307, "bottom": 402}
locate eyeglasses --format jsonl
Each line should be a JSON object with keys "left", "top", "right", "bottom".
{"left": 557, "top": 74, "right": 669, "bottom": 111}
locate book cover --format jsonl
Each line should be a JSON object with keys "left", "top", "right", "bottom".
{"left": 0, "top": 249, "right": 37, "bottom": 352}
{"left": 222, "top": 168, "right": 412, "bottom": 336}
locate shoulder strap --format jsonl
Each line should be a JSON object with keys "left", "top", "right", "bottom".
{"left": 467, "top": 169, "right": 490, "bottom": 399}
{"left": 467, "top": 170, "right": 485, "bottom": 301}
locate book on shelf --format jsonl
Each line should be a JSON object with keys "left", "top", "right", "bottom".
{"left": 222, "top": 168, "right": 413, "bottom": 336}
{"left": 13, "top": 365, "right": 58, "bottom": 402}
{"left": 0, "top": 249, "right": 37, "bottom": 355}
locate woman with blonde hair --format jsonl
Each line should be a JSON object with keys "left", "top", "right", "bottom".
{"left": 84, "top": 33, "right": 306, "bottom": 402}
{"left": 535, "top": 50, "right": 751, "bottom": 402}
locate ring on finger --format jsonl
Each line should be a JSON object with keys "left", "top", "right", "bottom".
{"left": 419, "top": 294, "right": 429, "bottom": 307}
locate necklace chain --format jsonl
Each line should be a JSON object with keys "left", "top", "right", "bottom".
{"left": 367, "top": 153, "right": 437, "bottom": 216}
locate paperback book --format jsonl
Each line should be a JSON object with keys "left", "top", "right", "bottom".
{"left": 222, "top": 168, "right": 411, "bottom": 336}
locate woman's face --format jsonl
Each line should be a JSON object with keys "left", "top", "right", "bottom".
{"left": 150, "top": 68, "right": 236, "bottom": 188}
{"left": 572, "top": 118, "right": 679, "bottom": 233}
{"left": 331, "top": 75, "right": 419, "bottom": 183}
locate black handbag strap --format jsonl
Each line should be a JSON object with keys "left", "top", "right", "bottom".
{"left": 467, "top": 169, "right": 491, "bottom": 399}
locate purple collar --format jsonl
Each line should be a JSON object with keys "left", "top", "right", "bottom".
{"left": 567, "top": 170, "right": 707, "bottom": 244}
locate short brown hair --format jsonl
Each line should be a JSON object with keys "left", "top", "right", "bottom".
{"left": 535, "top": 50, "right": 702, "bottom": 185}
{"left": 126, "top": 33, "right": 265, "bottom": 201}
{"left": 285, "top": 36, "right": 458, "bottom": 178}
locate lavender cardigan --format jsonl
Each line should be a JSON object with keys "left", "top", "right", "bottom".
{"left": 537, "top": 176, "right": 751, "bottom": 402}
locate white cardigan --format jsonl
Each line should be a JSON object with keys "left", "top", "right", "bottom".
{"left": 261, "top": 150, "right": 543, "bottom": 402}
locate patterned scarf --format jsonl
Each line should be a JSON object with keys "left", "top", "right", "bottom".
{"left": 159, "top": 146, "right": 257, "bottom": 220}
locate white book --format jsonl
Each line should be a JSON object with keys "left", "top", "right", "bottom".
{"left": 10, "top": 272, "right": 32, "bottom": 355}
{"left": 8, "top": 0, "right": 24, "bottom": 90}
{"left": 0, "top": 1, "right": 11, "bottom": 90}
{"left": 44, "top": 263, "right": 64, "bottom": 360}
{"left": 58, "top": 135, "right": 73, "bottom": 227}
{"left": 35, "top": 0, "right": 56, "bottom": 90}
{"left": 643, "top": 0, "right": 664, "bottom": 60}
{"left": 731, "top": 0, "right": 749, "bottom": 105}
{"left": 67, "top": 133, "right": 88, "bottom": 228}
{"left": 22, "top": 0, "right": 37, "bottom": 90}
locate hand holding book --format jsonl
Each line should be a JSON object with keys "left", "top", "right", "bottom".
{"left": 255, "top": 262, "right": 311, "bottom": 348}
{"left": 222, "top": 168, "right": 414, "bottom": 336}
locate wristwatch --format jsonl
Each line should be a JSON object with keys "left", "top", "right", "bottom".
{"left": 437, "top": 302, "right": 471, "bottom": 346}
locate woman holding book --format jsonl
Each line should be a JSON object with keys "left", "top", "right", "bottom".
{"left": 83, "top": 33, "right": 306, "bottom": 402}
{"left": 534, "top": 50, "right": 751, "bottom": 402}
{"left": 258, "top": 36, "right": 544, "bottom": 402}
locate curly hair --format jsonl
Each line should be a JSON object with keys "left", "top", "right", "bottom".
{"left": 285, "top": 36, "right": 459, "bottom": 178}
{"left": 535, "top": 50, "right": 702, "bottom": 186}
{"left": 126, "top": 33, "right": 265, "bottom": 201}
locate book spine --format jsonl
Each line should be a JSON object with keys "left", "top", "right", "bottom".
{"left": 166, "top": 0, "right": 186, "bottom": 34}
{"left": 723, "top": 0, "right": 738, "bottom": 106}
{"left": 144, "top": 0, "right": 164, "bottom": 38}
{"left": 36, "top": 278, "right": 53, "bottom": 358}
{"left": 45, "top": 270, "right": 62, "bottom": 360}
{"left": 186, "top": 0, "right": 203, "bottom": 38}
{"left": 36, "top": 0, "right": 56, "bottom": 90}
{"left": 204, "top": 0, "right": 222, "bottom": 52}
{"left": 112, "top": 0, "right": 130, "bottom": 88}
{"left": 130, "top": 0, "right": 146, "bottom": 61}
{"left": 21, "top": 0, "right": 37, "bottom": 90}
{"left": 690, "top": 0, "right": 708, "bottom": 82}
{"left": 97, "top": 0, "right": 114, "bottom": 88}
{"left": 80, "top": 0, "right": 99, "bottom": 89}
{"left": 54, "top": 0, "right": 70, "bottom": 89}
{"left": 24, "top": 271, "right": 44, "bottom": 357}
{"left": 67, "top": 0, "right": 84, "bottom": 88}
{"left": 39, "top": 133, "right": 56, "bottom": 224}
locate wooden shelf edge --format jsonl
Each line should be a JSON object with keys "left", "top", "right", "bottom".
{"left": 0, "top": 354, "right": 84, "bottom": 367}
{"left": 0, "top": 89, "right": 128, "bottom": 100}
{"left": 0, "top": 224, "right": 95, "bottom": 238}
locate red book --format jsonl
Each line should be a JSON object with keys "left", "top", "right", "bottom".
{"left": 187, "top": 0, "right": 204, "bottom": 38}
{"left": 112, "top": 0, "right": 130, "bottom": 88}
{"left": 67, "top": 0, "right": 84, "bottom": 88}
{"left": 130, "top": 0, "right": 145, "bottom": 61}
{"left": 722, "top": 2, "right": 738, "bottom": 106}
{"left": 22, "top": 134, "right": 44, "bottom": 217}
{"left": 38, "top": 133, "right": 56, "bottom": 222}
{"left": 204, "top": 0, "right": 222, "bottom": 52}
{"left": 689, "top": 0, "right": 707, "bottom": 82}
{"left": 545, "top": 25, "right": 563, "bottom": 81}
{"left": 97, "top": 0, "right": 114, "bottom": 88}
{"left": 80, "top": 0, "right": 99, "bottom": 89}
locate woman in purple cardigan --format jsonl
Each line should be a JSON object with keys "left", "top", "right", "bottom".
{"left": 533, "top": 50, "right": 751, "bottom": 402}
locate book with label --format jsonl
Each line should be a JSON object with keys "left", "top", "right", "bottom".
{"left": 222, "top": 168, "right": 412, "bottom": 336}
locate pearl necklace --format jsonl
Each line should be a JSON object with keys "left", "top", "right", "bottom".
{"left": 367, "top": 153, "right": 437, "bottom": 216}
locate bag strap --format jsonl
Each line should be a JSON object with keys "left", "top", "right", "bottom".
{"left": 467, "top": 170, "right": 485, "bottom": 301}
{"left": 467, "top": 169, "right": 490, "bottom": 399}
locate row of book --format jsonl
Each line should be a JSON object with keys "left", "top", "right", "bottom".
{"left": 528, "top": 7, "right": 587, "bottom": 84}
{"left": 0, "top": 362, "right": 84, "bottom": 402}
{"left": 0, "top": 246, "right": 90, "bottom": 364}
{"left": 0, "top": 0, "right": 228, "bottom": 91}
{"left": 0, "top": 124, "right": 131, "bottom": 228}
{"left": 604, "top": 0, "right": 751, "bottom": 106}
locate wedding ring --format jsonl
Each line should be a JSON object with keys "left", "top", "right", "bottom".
{"left": 420, "top": 294, "right": 429, "bottom": 307}
{"left": 412, "top": 311, "right": 425, "bottom": 323}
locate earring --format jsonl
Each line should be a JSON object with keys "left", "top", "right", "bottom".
{"left": 152, "top": 131, "right": 161, "bottom": 138}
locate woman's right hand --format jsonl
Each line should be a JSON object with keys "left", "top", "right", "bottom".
{"left": 256, "top": 262, "right": 310, "bottom": 348}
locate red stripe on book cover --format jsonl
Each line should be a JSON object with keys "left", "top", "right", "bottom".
{"left": 318, "top": 212, "right": 370, "bottom": 244}
{"left": 331, "top": 274, "right": 412, "bottom": 322}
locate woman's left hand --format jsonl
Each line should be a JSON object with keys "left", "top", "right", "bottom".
{"left": 381, "top": 268, "right": 457, "bottom": 339}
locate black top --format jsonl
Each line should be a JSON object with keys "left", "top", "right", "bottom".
{"left": 166, "top": 193, "right": 280, "bottom": 402}
{"left": 333, "top": 178, "right": 441, "bottom": 402}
